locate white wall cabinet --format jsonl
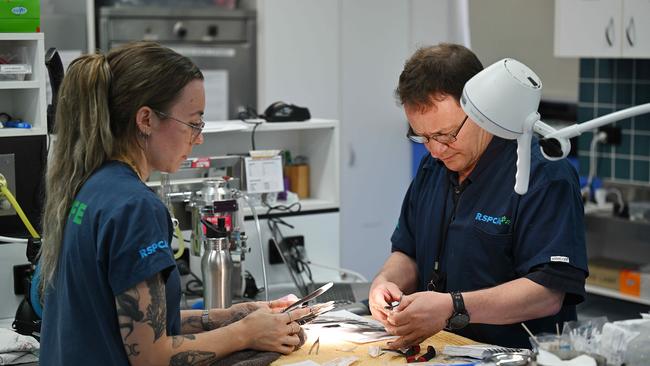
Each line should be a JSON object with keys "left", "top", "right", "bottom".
{"left": 622, "top": 0, "right": 650, "bottom": 57}
{"left": 0, "top": 33, "right": 46, "bottom": 137}
{"left": 554, "top": 0, "right": 650, "bottom": 58}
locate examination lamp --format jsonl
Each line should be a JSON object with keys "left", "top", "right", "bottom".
{"left": 461, "top": 58, "right": 650, "bottom": 195}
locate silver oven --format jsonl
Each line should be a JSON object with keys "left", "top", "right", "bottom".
{"left": 99, "top": 6, "right": 256, "bottom": 120}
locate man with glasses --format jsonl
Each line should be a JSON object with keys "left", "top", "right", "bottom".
{"left": 369, "top": 44, "right": 588, "bottom": 349}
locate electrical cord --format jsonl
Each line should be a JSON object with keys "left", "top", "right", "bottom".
{"left": 238, "top": 106, "right": 263, "bottom": 151}
{"left": 306, "top": 261, "right": 368, "bottom": 282}
{"left": 0, "top": 174, "right": 40, "bottom": 239}
{"left": 176, "top": 260, "right": 203, "bottom": 297}
{"left": 0, "top": 235, "right": 28, "bottom": 243}
{"left": 262, "top": 195, "right": 314, "bottom": 288}
{"left": 173, "top": 233, "right": 192, "bottom": 243}
{"left": 583, "top": 131, "right": 607, "bottom": 200}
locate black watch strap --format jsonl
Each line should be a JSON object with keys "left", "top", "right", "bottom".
{"left": 451, "top": 292, "right": 466, "bottom": 314}
{"left": 446, "top": 291, "right": 470, "bottom": 330}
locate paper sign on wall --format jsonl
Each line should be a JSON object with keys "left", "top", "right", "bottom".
{"left": 245, "top": 156, "right": 284, "bottom": 193}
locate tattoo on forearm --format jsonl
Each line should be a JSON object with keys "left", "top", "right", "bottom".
{"left": 181, "top": 307, "right": 251, "bottom": 334}
{"left": 125, "top": 343, "right": 140, "bottom": 357}
{"left": 144, "top": 275, "right": 167, "bottom": 342}
{"left": 172, "top": 334, "right": 196, "bottom": 348}
{"left": 116, "top": 288, "right": 144, "bottom": 339}
{"left": 181, "top": 313, "right": 231, "bottom": 333}
{"left": 169, "top": 350, "right": 217, "bottom": 366}
{"left": 181, "top": 315, "right": 204, "bottom": 332}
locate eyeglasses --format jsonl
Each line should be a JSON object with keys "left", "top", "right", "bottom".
{"left": 152, "top": 109, "right": 205, "bottom": 143}
{"left": 406, "top": 114, "right": 468, "bottom": 145}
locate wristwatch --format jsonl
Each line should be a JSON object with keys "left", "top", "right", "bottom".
{"left": 445, "top": 291, "right": 470, "bottom": 330}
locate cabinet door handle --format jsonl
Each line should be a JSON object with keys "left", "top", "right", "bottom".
{"left": 605, "top": 17, "right": 614, "bottom": 47}
{"left": 626, "top": 16, "right": 635, "bottom": 47}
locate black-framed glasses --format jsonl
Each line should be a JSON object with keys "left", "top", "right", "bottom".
{"left": 153, "top": 109, "right": 205, "bottom": 143}
{"left": 407, "top": 114, "right": 469, "bottom": 145}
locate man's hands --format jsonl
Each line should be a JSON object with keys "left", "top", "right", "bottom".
{"left": 369, "top": 281, "right": 403, "bottom": 324}
{"left": 383, "top": 291, "right": 454, "bottom": 350}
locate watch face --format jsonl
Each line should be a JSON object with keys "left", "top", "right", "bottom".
{"left": 448, "top": 313, "right": 470, "bottom": 330}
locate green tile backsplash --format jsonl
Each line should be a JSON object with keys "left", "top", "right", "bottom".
{"left": 577, "top": 59, "right": 650, "bottom": 184}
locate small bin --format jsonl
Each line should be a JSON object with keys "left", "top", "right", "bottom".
{"left": 0, "top": 45, "right": 31, "bottom": 81}
{"left": 0, "top": 0, "right": 41, "bottom": 32}
{"left": 284, "top": 164, "right": 310, "bottom": 199}
{"left": 0, "top": 63, "right": 32, "bottom": 81}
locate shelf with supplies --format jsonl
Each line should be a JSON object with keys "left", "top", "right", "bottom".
{"left": 149, "top": 118, "right": 340, "bottom": 215}
{"left": 0, "top": 33, "right": 47, "bottom": 137}
{"left": 195, "top": 118, "right": 339, "bottom": 210}
{"left": 585, "top": 284, "right": 650, "bottom": 306}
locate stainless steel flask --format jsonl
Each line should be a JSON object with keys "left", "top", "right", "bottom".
{"left": 201, "top": 219, "right": 233, "bottom": 309}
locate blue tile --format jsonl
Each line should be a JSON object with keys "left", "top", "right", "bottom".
{"left": 579, "top": 82, "right": 595, "bottom": 103}
{"left": 634, "top": 135, "right": 650, "bottom": 157}
{"left": 598, "top": 82, "right": 614, "bottom": 103}
{"left": 598, "top": 141, "right": 612, "bottom": 154}
{"left": 597, "top": 156, "right": 612, "bottom": 178}
{"left": 578, "top": 106, "right": 594, "bottom": 123}
{"left": 597, "top": 107, "right": 614, "bottom": 118}
{"left": 598, "top": 59, "right": 615, "bottom": 79}
{"left": 616, "top": 59, "right": 634, "bottom": 80}
{"left": 616, "top": 83, "right": 633, "bottom": 105}
{"left": 614, "top": 158, "right": 630, "bottom": 180}
{"left": 637, "top": 60, "right": 650, "bottom": 80}
{"left": 580, "top": 59, "right": 595, "bottom": 79}
{"left": 633, "top": 160, "right": 649, "bottom": 182}
{"left": 635, "top": 84, "right": 650, "bottom": 104}
{"left": 618, "top": 133, "right": 631, "bottom": 154}
{"left": 578, "top": 132, "right": 594, "bottom": 151}
{"left": 635, "top": 113, "right": 650, "bottom": 131}
{"left": 616, "top": 118, "right": 632, "bottom": 129}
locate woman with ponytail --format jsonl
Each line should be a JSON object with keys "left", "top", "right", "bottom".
{"left": 39, "top": 42, "right": 309, "bottom": 366}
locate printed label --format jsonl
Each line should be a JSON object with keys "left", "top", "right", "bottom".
{"left": 550, "top": 256, "right": 570, "bottom": 263}
{"left": 11, "top": 7, "right": 28, "bottom": 15}
{"left": 474, "top": 212, "right": 512, "bottom": 226}
{"left": 139, "top": 240, "right": 169, "bottom": 258}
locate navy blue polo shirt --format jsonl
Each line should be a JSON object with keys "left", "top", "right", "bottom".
{"left": 391, "top": 136, "right": 588, "bottom": 348}
{"left": 41, "top": 161, "right": 181, "bottom": 366}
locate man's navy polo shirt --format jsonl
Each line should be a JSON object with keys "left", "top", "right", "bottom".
{"left": 391, "top": 136, "right": 588, "bottom": 348}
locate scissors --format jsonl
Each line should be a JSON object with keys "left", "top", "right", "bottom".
{"left": 308, "top": 336, "right": 320, "bottom": 355}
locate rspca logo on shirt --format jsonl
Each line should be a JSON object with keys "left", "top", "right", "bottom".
{"left": 475, "top": 212, "right": 511, "bottom": 226}
{"left": 139, "top": 240, "right": 169, "bottom": 258}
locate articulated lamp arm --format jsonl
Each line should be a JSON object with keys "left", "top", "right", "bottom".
{"left": 461, "top": 57, "right": 650, "bottom": 195}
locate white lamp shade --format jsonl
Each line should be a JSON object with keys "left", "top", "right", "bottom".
{"left": 461, "top": 58, "right": 542, "bottom": 140}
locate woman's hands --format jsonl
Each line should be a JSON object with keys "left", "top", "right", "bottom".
{"left": 237, "top": 306, "right": 311, "bottom": 354}
{"left": 229, "top": 294, "right": 300, "bottom": 315}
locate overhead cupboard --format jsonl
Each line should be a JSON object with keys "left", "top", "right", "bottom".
{"left": 554, "top": 0, "right": 650, "bottom": 58}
